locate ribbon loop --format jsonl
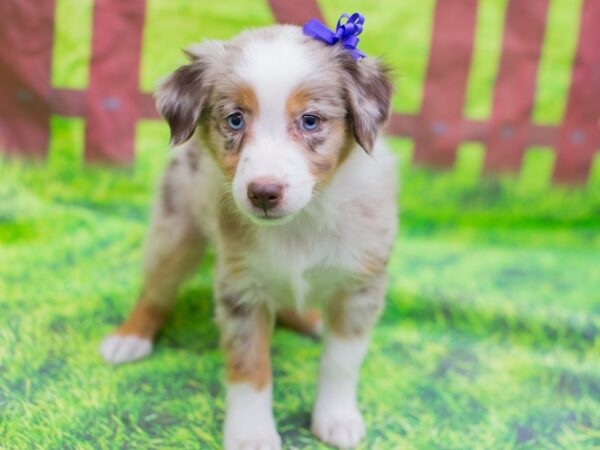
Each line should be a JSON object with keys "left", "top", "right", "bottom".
{"left": 303, "top": 12, "right": 366, "bottom": 61}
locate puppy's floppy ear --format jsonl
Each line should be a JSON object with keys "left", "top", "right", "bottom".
{"left": 340, "top": 55, "right": 394, "bottom": 153}
{"left": 155, "top": 40, "right": 226, "bottom": 146}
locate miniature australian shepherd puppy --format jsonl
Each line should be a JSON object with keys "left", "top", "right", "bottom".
{"left": 100, "top": 23, "right": 397, "bottom": 450}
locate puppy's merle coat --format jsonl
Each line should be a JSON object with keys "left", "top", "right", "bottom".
{"left": 100, "top": 25, "right": 397, "bottom": 450}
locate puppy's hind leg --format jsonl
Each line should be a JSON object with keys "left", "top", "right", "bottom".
{"left": 100, "top": 171, "right": 206, "bottom": 364}
{"left": 100, "top": 218, "right": 205, "bottom": 364}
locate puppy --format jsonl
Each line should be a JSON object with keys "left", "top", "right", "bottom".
{"left": 100, "top": 24, "right": 397, "bottom": 450}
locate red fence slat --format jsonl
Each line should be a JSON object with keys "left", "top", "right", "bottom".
{"left": 553, "top": 0, "right": 600, "bottom": 183}
{"left": 84, "top": 0, "right": 146, "bottom": 164}
{"left": 51, "top": 89, "right": 86, "bottom": 117}
{"left": 412, "top": 0, "right": 478, "bottom": 167}
{"left": 0, "top": 0, "right": 55, "bottom": 158}
{"left": 484, "top": 0, "right": 549, "bottom": 173}
{"left": 267, "top": 0, "right": 324, "bottom": 25}
{"left": 0, "top": 0, "right": 597, "bottom": 183}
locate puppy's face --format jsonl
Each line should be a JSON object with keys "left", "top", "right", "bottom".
{"left": 156, "top": 26, "right": 392, "bottom": 225}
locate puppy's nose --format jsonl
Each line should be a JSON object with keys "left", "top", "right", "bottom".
{"left": 247, "top": 181, "right": 283, "bottom": 211}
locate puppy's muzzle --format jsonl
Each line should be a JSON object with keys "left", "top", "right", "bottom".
{"left": 247, "top": 179, "right": 284, "bottom": 212}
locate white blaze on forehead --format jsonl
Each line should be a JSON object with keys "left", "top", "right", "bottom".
{"left": 234, "top": 32, "right": 316, "bottom": 125}
{"left": 228, "top": 28, "right": 327, "bottom": 221}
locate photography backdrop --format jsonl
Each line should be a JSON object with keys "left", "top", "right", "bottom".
{"left": 1, "top": 0, "right": 599, "bottom": 182}
{"left": 1, "top": 0, "right": 599, "bottom": 449}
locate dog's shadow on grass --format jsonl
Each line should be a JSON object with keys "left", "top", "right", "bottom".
{"left": 154, "top": 251, "right": 221, "bottom": 354}
{"left": 157, "top": 281, "right": 220, "bottom": 355}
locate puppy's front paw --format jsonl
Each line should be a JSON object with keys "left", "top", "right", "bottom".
{"left": 224, "top": 417, "right": 281, "bottom": 450}
{"left": 312, "top": 406, "right": 366, "bottom": 449}
{"left": 99, "top": 334, "right": 153, "bottom": 365}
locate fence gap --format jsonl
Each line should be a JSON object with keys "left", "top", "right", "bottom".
{"left": 51, "top": 0, "right": 93, "bottom": 90}
{"left": 463, "top": 0, "right": 508, "bottom": 121}
{"left": 532, "top": 0, "right": 583, "bottom": 125}
{"left": 518, "top": 147, "right": 555, "bottom": 191}
{"left": 48, "top": 116, "right": 85, "bottom": 170}
{"left": 454, "top": 142, "right": 484, "bottom": 186}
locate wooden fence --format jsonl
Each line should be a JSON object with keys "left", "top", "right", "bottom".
{"left": 0, "top": 0, "right": 598, "bottom": 183}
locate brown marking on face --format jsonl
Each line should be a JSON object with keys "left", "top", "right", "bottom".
{"left": 284, "top": 87, "right": 356, "bottom": 188}
{"left": 223, "top": 305, "right": 272, "bottom": 389}
{"left": 311, "top": 158, "right": 333, "bottom": 175}
{"left": 223, "top": 136, "right": 237, "bottom": 152}
{"left": 233, "top": 83, "right": 259, "bottom": 115}
{"left": 116, "top": 300, "right": 167, "bottom": 340}
{"left": 336, "top": 128, "right": 356, "bottom": 167}
{"left": 218, "top": 148, "right": 242, "bottom": 180}
{"left": 305, "top": 134, "right": 327, "bottom": 153}
{"left": 285, "top": 88, "right": 311, "bottom": 118}
{"left": 277, "top": 308, "right": 322, "bottom": 338}
{"left": 198, "top": 83, "right": 258, "bottom": 181}
{"left": 199, "top": 121, "right": 244, "bottom": 180}
{"left": 309, "top": 123, "right": 355, "bottom": 189}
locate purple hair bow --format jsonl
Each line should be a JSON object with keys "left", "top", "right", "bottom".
{"left": 303, "top": 13, "right": 366, "bottom": 61}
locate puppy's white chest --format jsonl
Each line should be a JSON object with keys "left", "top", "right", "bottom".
{"left": 247, "top": 225, "right": 353, "bottom": 309}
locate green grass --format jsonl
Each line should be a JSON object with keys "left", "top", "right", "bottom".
{"left": 1, "top": 130, "right": 599, "bottom": 449}
{"left": 2, "top": 0, "right": 600, "bottom": 448}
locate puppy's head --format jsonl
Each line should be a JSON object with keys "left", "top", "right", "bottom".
{"left": 156, "top": 26, "right": 393, "bottom": 225}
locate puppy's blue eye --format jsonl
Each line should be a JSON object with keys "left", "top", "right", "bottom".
{"left": 300, "top": 114, "right": 320, "bottom": 131}
{"left": 227, "top": 113, "right": 245, "bottom": 131}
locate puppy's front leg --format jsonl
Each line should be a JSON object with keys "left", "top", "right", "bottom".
{"left": 312, "top": 275, "right": 387, "bottom": 449}
{"left": 217, "top": 287, "right": 281, "bottom": 450}
{"left": 100, "top": 218, "right": 205, "bottom": 365}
